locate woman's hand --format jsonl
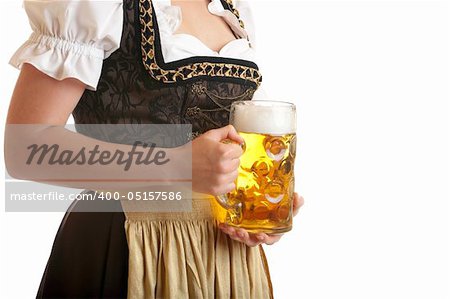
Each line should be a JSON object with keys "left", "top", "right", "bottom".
{"left": 219, "top": 193, "right": 304, "bottom": 247}
{"left": 191, "top": 125, "right": 244, "bottom": 195}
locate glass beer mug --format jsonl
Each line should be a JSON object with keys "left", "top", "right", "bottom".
{"left": 216, "top": 101, "right": 297, "bottom": 234}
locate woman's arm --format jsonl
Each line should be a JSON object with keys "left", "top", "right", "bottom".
{"left": 6, "top": 63, "right": 179, "bottom": 190}
{"left": 5, "top": 64, "right": 243, "bottom": 195}
{"left": 7, "top": 63, "right": 85, "bottom": 125}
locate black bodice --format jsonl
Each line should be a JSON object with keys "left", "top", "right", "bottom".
{"left": 73, "top": 0, "right": 262, "bottom": 139}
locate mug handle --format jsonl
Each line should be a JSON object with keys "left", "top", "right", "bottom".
{"left": 215, "top": 193, "right": 242, "bottom": 210}
{"left": 214, "top": 194, "right": 244, "bottom": 225}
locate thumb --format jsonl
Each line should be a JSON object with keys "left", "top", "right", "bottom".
{"left": 206, "top": 125, "right": 244, "bottom": 144}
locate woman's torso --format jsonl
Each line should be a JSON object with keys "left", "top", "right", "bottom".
{"left": 73, "top": 0, "right": 262, "bottom": 140}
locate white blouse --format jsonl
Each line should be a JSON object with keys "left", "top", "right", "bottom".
{"left": 9, "top": 0, "right": 259, "bottom": 91}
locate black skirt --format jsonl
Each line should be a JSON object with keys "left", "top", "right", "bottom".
{"left": 36, "top": 199, "right": 129, "bottom": 299}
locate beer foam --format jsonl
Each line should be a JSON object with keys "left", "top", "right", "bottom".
{"left": 231, "top": 101, "right": 296, "bottom": 135}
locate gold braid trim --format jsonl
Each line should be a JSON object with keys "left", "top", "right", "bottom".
{"left": 139, "top": 0, "right": 262, "bottom": 86}
{"left": 223, "top": 0, "right": 246, "bottom": 29}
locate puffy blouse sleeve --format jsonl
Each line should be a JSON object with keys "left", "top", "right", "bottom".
{"left": 9, "top": 0, "right": 124, "bottom": 91}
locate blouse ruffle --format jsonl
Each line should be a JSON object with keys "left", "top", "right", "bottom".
{"left": 9, "top": 0, "right": 123, "bottom": 91}
{"left": 153, "top": 0, "right": 258, "bottom": 63}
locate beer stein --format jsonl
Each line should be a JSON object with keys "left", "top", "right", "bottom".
{"left": 215, "top": 101, "right": 297, "bottom": 234}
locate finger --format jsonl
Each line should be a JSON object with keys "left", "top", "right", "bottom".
{"left": 223, "top": 226, "right": 241, "bottom": 241}
{"left": 219, "top": 223, "right": 234, "bottom": 234}
{"left": 220, "top": 182, "right": 236, "bottom": 195}
{"left": 236, "top": 228, "right": 251, "bottom": 244}
{"left": 236, "top": 228, "right": 261, "bottom": 247}
{"left": 250, "top": 233, "right": 275, "bottom": 245}
{"left": 264, "top": 234, "right": 283, "bottom": 245}
{"left": 211, "top": 183, "right": 234, "bottom": 196}
{"left": 236, "top": 228, "right": 248, "bottom": 239}
{"left": 220, "top": 225, "right": 261, "bottom": 247}
{"left": 220, "top": 169, "right": 239, "bottom": 184}
{"left": 224, "top": 125, "right": 245, "bottom": 145}
{"left": 221, "top": 225, "right": 242, "bottom": 242}
{"left": 218, "top": 223, "right": 228, "bottom": 231}
{"left": 231, "top": 158, "right": 241, "bottom": 170}
{"left": 218, "top": 143, "right": 244, "bottom": 160}
{"left": 254, "top": 233, "right": 279, "bottom": 245}
{"left": 220, "top": 225, "right": 278, "bottom": 247}
{"left": 293, "top": 193, "right": 304, "bottom": 217}
{"left": 208, "top": 125, "right": 244, "bottom": 145}
{"left": 217, "top": 159, "right": 241, "bottom": 174}
{"left": 255, "top": 233, "right": 267, "bottom": 243}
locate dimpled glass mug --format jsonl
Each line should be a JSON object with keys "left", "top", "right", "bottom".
{"left": 214, "top": 101, "right": 297, "bottom": 234}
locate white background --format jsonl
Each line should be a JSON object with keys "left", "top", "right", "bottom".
{"left": 1, "top": 0, "right": 449, "bottom": 298}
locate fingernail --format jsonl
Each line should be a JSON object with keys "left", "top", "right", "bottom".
{"left": 257, "top": 235, "right": 265, "bottom": 241}
{"left": 238, "top": 231, "right": 245, "bottom": 238}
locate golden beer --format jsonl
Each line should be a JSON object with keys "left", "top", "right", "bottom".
{"left": 215, "top": 101, "right": 297, "bottom": 234}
